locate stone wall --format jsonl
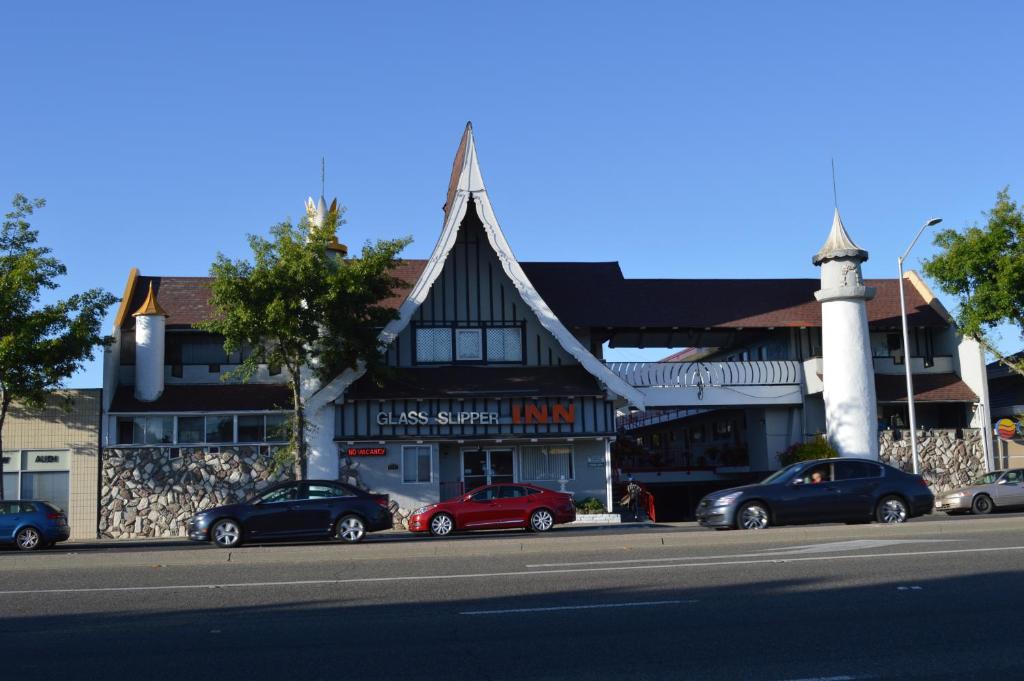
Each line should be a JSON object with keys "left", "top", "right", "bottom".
{"left": 100, "top": 447, "right": 290, "bottom": 539}
{"left": 879, "top": 428, "right": 986, "bottom": 493}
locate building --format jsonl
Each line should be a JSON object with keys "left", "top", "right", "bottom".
{"left": 99, "top": 123, "right": 994, "bottom": 536}
{"left": 2, "top": 389, "right": 101, "bottom": 540}
{"left": 988, "top": 353, "right": 1024, "bottom": 468}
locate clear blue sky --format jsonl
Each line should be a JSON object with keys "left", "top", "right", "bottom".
{"left": 2, "top": 2, "right": 1022, "bottom": 387}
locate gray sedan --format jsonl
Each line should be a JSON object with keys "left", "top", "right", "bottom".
{"left": 935, "top": 469, "right": 1024, "bottom": 515}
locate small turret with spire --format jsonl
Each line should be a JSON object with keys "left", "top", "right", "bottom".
{"left": 305, "top": 158, "right": 347, "bottom": 256}
{"left": 813, "top": 208, "right": 879, "bottom": 460}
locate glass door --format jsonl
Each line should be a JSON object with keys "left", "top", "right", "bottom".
{"left": 462, "top": 448, "right": 515, "bottom": 490}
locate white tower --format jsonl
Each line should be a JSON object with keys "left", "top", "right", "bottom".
{"left": 133, "top": 282, "right": 167, "bottom": 402}
{"left": 813, "top": 209, "right": 879, "bottom": 459}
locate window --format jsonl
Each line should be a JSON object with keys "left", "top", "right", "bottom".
{"left": 2, "top": 450, "right": 70, "bottom": 512}
{"left": 416, "top": 327, "right": 452, "bottom": 363}
{"left": 145, "top": 416, "right": 174, "bottom": 445}
{"left": 205, "top": 416, "right": 233, "bottom": 443}
{"left": 520, "top": 445, "right": 574, "bottom": 481}
{"left": 265, "top": 414, "right": 290, "bottom": 442}
{"left": 237, "top": 415, "right": 265, "bottom": 442}
{"left": 177, "top": 417, "right": 205, "bottom": 444}
{"left": 455, "top": 328, "right": 483, "bottom": 360}
{"left": 470, "top": 487, "right": 497, "bottom": 502}
{"left": 115, "top": 413, "right": 291, "bottom": 446}
{"left": 257, "top": 484, "right": 297, "bottom": 504}
{"left": 305, "top": 483, "right": 354, "bottom": 499}
{"left": 835, "top": 461, "right": 882, "bottom": 480}
{"left": 486, "top": 327, "right": 523, "bottom": 362}
{"left": 498, "top": 485, "right": 528, "bottom": 499}
{"left": 402, "top": 445, "right": 431, "bottom": 483}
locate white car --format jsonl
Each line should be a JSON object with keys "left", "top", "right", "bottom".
{"left": 935, "top": 469, "right": 1024, "bottom": 515}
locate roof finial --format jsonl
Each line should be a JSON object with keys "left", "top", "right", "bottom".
{"left": 831, "top": 158, "right": 839, "bottom": 212}
{"left": 321, "top": 157, "right": 325, "bottom": 199}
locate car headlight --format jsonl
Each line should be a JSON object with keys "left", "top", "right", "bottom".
{"left": 413, "top": 505, "right": 436, "bottom": 516}
{"left": 713, "top": 492, "right": 743, "bottom": 506}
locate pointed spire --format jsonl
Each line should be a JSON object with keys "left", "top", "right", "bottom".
{"left": 812, "top": 208, "right": 869, "bottom": 265}
{"left": 443, "top": 121, "right": 485, "bottom": 220}
{"left": 305, "top": 195, "right": 346, "bottom": 256}
{"left": 132, "top": 282, "right": 168, "bottom": 317}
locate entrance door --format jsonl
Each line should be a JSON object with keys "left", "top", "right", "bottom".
{"left": 462, "top": 449, "right": 515, "bottom": 492}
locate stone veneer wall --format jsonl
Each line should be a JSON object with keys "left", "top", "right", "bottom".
{"left": 879, "top": 428, "right": 986, "bottom": 493}
{"left": 339, "top": 456, "right": 411, "bottom": 529}
{"left": 100, "top": 447, "right": 290, "bottom": 539}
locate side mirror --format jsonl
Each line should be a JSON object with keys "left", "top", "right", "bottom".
{"left": 997, "top": 479, "right": 1007, "bottom": 485}
{"left": 791, "top": 478, "right": 805, "bottom": 486}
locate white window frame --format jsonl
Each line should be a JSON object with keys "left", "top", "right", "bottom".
{"left": 455, "top": 328, "right": 483, "bottom": 361}
{"left": 401, "top": 445, "right": 432, "bottom": 484}
{"left": 415, "top": 327, "right": 453, "bottom": 363}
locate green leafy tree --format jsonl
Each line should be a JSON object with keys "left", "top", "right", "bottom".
{"left": 198, "top": 202, "right": 410, "bottom": 479}
{"left": 923, "top": 189, "right": 1024, "bottom": 377}
{"left": 0, "top": 195, "right": 118, "bottom": 499}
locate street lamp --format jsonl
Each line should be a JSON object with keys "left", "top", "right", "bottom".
{"left": 897, "top": 217, "right": 943, "bottom": 474}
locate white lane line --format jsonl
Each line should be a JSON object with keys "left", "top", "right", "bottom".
{"left": 460, "top": 599, "right": 696, "bottom": 615}
{"left": 2, "top": 545, "right": 1023, "bottom": 596}
{"left": 526, "top": 539, "right": 957, "bottom": 568}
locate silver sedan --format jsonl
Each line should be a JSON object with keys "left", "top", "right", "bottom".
{"left": 935, "top": 469, "right": 1024, "bottom": 515}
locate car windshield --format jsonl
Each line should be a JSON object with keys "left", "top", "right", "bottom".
{"left": 973, "top": 472, "right": 1003, "bottom": 485}
{"left": 760, "top": 463, "right": 804, "bottom": 485}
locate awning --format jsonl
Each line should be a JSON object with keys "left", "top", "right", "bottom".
{"left": 874, "top": 374, "right": 978, "bottom": 403}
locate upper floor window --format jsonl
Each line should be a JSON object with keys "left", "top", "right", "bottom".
{"left": 415, "top": 327, "right": 453, "bottom": 363}
{"left": 115, "top": 413, "right": 291, "bottom": 446}
{"left": 414, "top": 323, "right": 524, "bottom": 364}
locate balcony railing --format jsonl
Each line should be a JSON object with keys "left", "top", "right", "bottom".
{"left": 607, "top": 361, "right": 802, "bottom": 388}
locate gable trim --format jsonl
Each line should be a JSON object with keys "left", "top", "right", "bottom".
{"left": 306, "top": 126, "right": 645, "bottom": 412}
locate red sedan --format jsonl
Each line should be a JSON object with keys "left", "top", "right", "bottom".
{"left": 408, "top": 483, "right": 576, "bottom": 536}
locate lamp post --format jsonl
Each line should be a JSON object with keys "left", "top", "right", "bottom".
{"left": 898, "top": 217, "right": 943, "bottom": 474}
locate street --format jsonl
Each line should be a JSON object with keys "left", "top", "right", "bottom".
{"left": 2, "top": 514, "right": 1023, "bottom": 681}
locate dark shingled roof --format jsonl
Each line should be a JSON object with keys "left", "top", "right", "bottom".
{"left": 874, "top": 373, "right": 978, "bottom": 403}
{"left": 346, "top": 366, "right": 604, "bottom": 400}
{"left": 119, "top": 262, "right": 950, "bottom": 332}
{"left": 109, "top": 384, "right": 293, "bottom": 412}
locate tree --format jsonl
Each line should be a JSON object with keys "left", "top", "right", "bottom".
{"left": 198, "top": 201, "right": 410, "bottom": 479}
{"left": 923, "top": 189, "right": 1024, "bottom": 378}
{"left": 0, "top": 195, "right": 118, "bottom": 499}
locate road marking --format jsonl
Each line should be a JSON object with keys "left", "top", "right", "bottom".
{"left": 1, "top": 545, "right": 1023, "bottom": 596}
{"left": 896, "top": 586, "right": 923, "bottom": 591}
{"left": 526, "top": 539, "right": 956, "bottom": 568}
{"left": 460, "top": 599, "right": 696, "bottom": 615}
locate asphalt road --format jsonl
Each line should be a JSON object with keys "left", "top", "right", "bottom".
{"left": 2, "top": 514, "right": 1023, "bottom": 681}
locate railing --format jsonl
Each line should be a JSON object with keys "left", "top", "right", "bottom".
{"left": 607, "top": 361, "right": 802, "bottom": 388}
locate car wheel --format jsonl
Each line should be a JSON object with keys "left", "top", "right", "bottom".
{"left": 212, "top": 519, "right": 243, "bottom": 548}
{"left": 876, "top": 495, "right": 908, "bottom": 524}
{"left": 736, "top": 502, "right": 770, "bottom": 530}
{"left": 430, "top": 513, "right": 455, "bottom": 537}
{"left": 971, "top": 494, "right": 994, "bottom": 515}
{"left": 15, "top": 527, "right": 42, "bottom": 551}
{"left": 335, "top": 515, "right": 366, "bottom": 543}
{"left": 529, "top": 509, "right": 555, "bottom": 533}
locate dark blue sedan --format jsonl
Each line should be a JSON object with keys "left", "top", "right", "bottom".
{"left": 0, "top": 500, "right": 71, "bottom": 550}
{"left": 696, "top": 457, "right": 934, "bottom": 530}
{"left": 187, "top": 480, "right": 393, "bottom": 548}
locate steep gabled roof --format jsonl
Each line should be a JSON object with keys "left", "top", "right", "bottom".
{"left": 306, "top": 123, "right": 646, "bottom": 411}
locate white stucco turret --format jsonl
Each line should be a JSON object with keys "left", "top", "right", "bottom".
{"left": 813, "top": 209, "right": 879, "bottom": 459}
{"left": 132, "top": 282, "right": 168, "bottom": 403}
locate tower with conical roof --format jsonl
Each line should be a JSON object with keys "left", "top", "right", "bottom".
{"left": 132, "top": 282, "right": 168, "bottom": 402}
{"left": 813, "top": 209, "right": 879, "bottom": 459}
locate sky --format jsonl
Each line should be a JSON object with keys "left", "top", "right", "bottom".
{"left": 2, "top": 1, "right": 1022, "bottom": 387}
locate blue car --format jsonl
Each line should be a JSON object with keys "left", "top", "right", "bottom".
{"left": 0, "top": 500, "right": 71, "bottom": 550}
